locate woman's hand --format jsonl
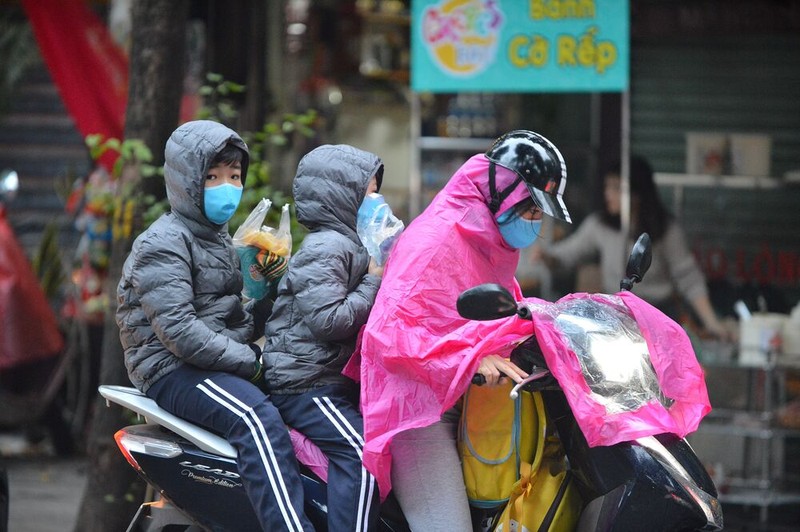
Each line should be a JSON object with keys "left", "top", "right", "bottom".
{"left": 692, "top": 295, "right": 736, "bottom": 342}
{"left": 704, "top": 319, "right": 737, "bottom": 343}
{"left": 477, "top": 355, "right": 529, "bottom": 387}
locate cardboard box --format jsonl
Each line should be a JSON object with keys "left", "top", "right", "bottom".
{"left": 685, "top": 132, "right": 771, "bottom": 176}
{"left": 686, "top": 132, "right": 727, "bottom": 175}
{"left": 729, "top": 134, "right": 771, "bottom": 177}
{"left": 739, "top": 313, "right": 787, "bottom": 366}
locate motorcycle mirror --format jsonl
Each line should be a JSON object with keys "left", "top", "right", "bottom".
{"left": 457, "top": 283, "right": 519, "bottom": 320}
{"left": 620, "top": 233, "right": 652, "bottom": 291}
{"left": 0, "top": 169, "right": 19, "bottom": 202}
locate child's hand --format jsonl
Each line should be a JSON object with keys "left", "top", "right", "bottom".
{"left": 368, "top": 256, "right": 384, "bottom": 278}
{"left": 257, "top": 249, "right": 288, "bottom": 281}
{"left": 248, "top": 345, "right": 270, "bottom": 394}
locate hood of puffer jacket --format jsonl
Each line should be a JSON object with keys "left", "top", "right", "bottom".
{"left": 163, "top": 120, "right": 250, "bottom": 230}
{"left": 292, "top": 144, "right": 383, "bottom": 242}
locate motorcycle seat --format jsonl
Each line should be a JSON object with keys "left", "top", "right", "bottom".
{"left": 98, "top": 385, "right": 236, "bottom": 459}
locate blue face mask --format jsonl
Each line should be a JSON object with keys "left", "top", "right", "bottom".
{"left": 496, "top": 209, "right": 542, "bottom": 249}
{"left": 204, "top": 183, "right": 243, "bottom": 225}
{"left": 357, "top": 193, "right": 387, "bottom": 230}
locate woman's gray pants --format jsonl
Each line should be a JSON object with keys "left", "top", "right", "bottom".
{"left": 389, "top": 407, "right": 473, "bottom": 531}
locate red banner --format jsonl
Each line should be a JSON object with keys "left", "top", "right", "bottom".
{"left": 22, "top": 0, "right": 128, "bottom": 170}
{"left": 0, "top": 209, "right": 64, "bottom": 369}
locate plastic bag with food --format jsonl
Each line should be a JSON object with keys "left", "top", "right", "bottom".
{"left": 232, "top": 198, "right": 292, "bottom": 299}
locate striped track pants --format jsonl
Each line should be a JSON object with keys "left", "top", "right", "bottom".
{"left": 147, "top": 365, "right": 314, "bottom": 531}
{"left": 271, "top": 385, "right": 379, "bottom": 531}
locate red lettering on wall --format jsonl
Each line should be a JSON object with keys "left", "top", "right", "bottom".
{"left": 735, "top": 249, "right": 750, "bottom": 283}
{"left": 704, "top": 247, "right": 728, "bottom": 280}
{"left": 695, "top": 246, "right": 800, "bottom": 286}
{"left": 752, "top": 245, "right": 775, "bottom": 284}
{"left": 777, "top": 251, "right": 797, "bottom": 284}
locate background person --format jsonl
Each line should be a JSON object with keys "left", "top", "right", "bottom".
{"left": 532, "top": 155, "right": 730, "bottom": 339}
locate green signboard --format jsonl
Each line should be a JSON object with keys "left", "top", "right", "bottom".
{"left": 411, "top": 0, "right": 629, "bottom": 93}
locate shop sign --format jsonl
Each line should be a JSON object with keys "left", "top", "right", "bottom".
{"left": 411, "top": 0, "right": 629, "bottom": 93}
{"left": 694, "top": 244, "right": 800, "bottom": 287}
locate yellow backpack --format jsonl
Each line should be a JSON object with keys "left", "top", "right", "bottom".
{"left": 493, "top": 392, "right": 582, "bottom": 531}
{"left": 459, "top": 383, "right": 583, "bottom": 530}
{"left": 459, "top": 381, "right": 538, "bottom": 508}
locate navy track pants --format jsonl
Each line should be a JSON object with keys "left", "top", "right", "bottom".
{"left": 146, "top": 365, "right": 314, "bottom": 531}
{"left": 271, "top": 385, "right": 379, "bottom": 531}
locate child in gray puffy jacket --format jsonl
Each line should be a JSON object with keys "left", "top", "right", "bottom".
{"left": 116, "top": 120, "right": 313, "bottom": 531}
{"left": 264, "top": 144, "right": 385, "bottom": 530}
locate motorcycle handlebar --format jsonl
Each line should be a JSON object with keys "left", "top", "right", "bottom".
{"left": 471, "top": 374, "right": 487, "bottom": 385}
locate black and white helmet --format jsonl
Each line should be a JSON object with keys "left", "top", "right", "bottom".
{"left": 485, "top": 130, "right": 571, "bottom": 223}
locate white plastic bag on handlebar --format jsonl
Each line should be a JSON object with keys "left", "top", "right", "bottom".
{"left": 524, "top": 291, "right": 711, "bottom": 447}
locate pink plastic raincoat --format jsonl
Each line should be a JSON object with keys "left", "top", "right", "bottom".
{"left": 350, "top": 154, "right": 536, "bottom": 498}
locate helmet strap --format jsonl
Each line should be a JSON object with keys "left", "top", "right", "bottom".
{"left": 488, "top": 162, "right": 522, "bottom": 214}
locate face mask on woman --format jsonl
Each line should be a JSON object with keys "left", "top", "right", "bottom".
{"left": 496, "top": 209, "right": 542, "bottom": 249}
{"left": 204, "top": 183, "right": 243, "bottom": 225}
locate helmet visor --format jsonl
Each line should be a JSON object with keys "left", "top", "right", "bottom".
{"left": 527, "top": 182, "right": 571, "bottom": 224}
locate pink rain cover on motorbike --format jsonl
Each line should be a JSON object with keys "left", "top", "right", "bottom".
{"left": 347, "top": 154, "right": 535, "bottom": 498}
{"left": 529, "top": 291, "right": 712, "bottom": 447}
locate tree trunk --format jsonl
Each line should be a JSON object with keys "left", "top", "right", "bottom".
{"left": 73, "top": 2, "right": 188, "bottom": 531}
{"left": 241, "top": 0, "right": 267, "bottom": 133}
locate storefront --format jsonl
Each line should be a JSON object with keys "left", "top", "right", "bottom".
{"left": 336, "top": 1, "right": 800, "bottom": 520}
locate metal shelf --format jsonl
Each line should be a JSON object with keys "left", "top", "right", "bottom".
{"left": 417, "top": 136, "right": 496, "bottom": 152}
{"left": 701, "top": 408, "right": 800, "bottom": 439}
{"left": 692, "top": 358, "right": 800, "bottom": 524}
{"left": 654, "top": 172, "right": 784, "bottom": 189}
{"left": 720, "top": 488, "right": 800, "bottom": 507}
{"left": 698, "top": 422, "right": 775, "bottom": 439}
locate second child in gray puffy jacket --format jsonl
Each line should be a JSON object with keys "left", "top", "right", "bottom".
{"left": 264, "top": 144, "right": 384, "bottom": 530}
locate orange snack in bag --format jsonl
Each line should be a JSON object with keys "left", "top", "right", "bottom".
{"left": 241, "top": 229, "right": 291, "bottom": 256}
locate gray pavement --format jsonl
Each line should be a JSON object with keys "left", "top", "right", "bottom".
{"left": 2, "top": 432, "right": 86, "bottom": 532}
{"left": 2, "top": 430, "right": 799, "bottom": 532}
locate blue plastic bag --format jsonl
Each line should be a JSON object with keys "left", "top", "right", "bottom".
{"left": 356, "top": 193, "right": 404, "bottom": 266}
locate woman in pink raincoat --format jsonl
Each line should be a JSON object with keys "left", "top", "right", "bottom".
{"left": 353, "top": 130, "right": 573, "bottom": 529}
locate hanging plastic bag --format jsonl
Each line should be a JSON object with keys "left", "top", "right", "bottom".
{"left": 356, "top": 193, "right": 404, "bottom": 266}
{"left": 232, "top": 199, "right": 292, "bottom": 300}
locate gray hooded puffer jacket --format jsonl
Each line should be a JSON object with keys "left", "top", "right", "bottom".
{"left": 263, "top": 144, "right": 383, "bottom": 393}
{"left": 116, "top": 120, "right": 260, "bottom": 392}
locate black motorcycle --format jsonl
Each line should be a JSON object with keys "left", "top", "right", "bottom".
{"left": 457, "top": 233, "right": 723, "bottom": 531}
{"left": 99, "top": 233, "right": 722, "bottom": 531}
